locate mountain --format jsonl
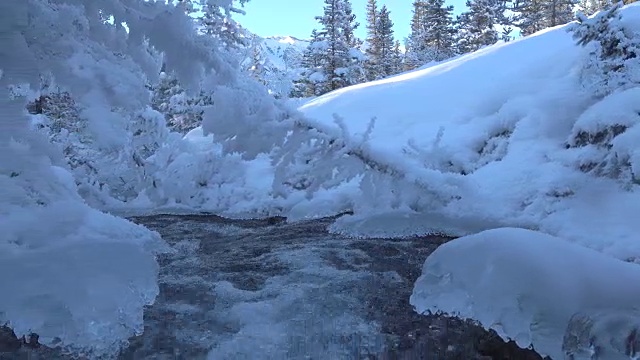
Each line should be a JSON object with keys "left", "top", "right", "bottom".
{"left": 241, "top": 35, "right": 310, "bottom": 98}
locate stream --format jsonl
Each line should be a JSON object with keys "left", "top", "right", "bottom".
{"left": 1, "top": 214, "right": 544, "bottom": 359}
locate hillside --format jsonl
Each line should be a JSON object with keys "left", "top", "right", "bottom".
{"left": 242, "top": 35, "right": 310, "bottom": 98}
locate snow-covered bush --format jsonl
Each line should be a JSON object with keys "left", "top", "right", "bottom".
{"left": 570, "top": 2, "right": 640, "bottom": 97}
{"left": 566, "top": 87, "right": 640, "bottom": 187}
{"left": 567, "top": 3, "right": 640, "bottom": 185}
{"left": 272, "top": 114, "right": 463, "bottom": 219}
{"left": 201, "top": 74, "right": 295, "bottom": 160}
{"left": 151, "top": 71, "right": 212, "bottom": 133}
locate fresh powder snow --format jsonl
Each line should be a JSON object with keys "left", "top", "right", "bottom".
{"left": 4, "top": 0, "right": 640, "bottom": 358}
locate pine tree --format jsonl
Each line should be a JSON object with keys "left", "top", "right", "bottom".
{"left": 578, "top": 0, "right": 612, "bottom": 14}
{"left": 365, "top": 0, "right": 381, "bottom": 80}
{"left": 297, "top": 0, "right": 364, "bottom": 94}
{"left": 365, "top": 3, "right": 399, "bottom": 79}
{"left": 514, "top": 0, "right": 578, "bottom": 35}
{"left": 341, "top": 0, "right": 360, "bottom": 47}
{"left": 295, "top": 29, "right": 328, "bottom": 96}
{"left": 392, "top": 40, "right": 404, "bottom": 73}
{"left": 514, "top": 0, "right": 547, "bottom": 36}
{"left": 455, "top": 0, "right": 500, "bottom": 54}
{"left": 377, "top": 5, "right": 399, "bottom": 77}
{"left": 544, "top": 0, "right": 578, "bottom": 27}
{"left": 340, "top": 0, "right": 366, "bottom": 85}
{"left": 405, "top": 0, "right": 456, "bottom": 69}
{"left": 405, "top": 1, "right": 428, "bottom": 70}
{"left": 198, "top": 1, "right": 248, "bottom": 48}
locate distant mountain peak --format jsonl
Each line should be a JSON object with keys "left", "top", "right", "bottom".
{"left": 265, "top": 35, "right": 310, "bottom": 44}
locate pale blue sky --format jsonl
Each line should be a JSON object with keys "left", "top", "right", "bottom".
{"left": 237, "top": 0, "right": 466, "bottom": 42}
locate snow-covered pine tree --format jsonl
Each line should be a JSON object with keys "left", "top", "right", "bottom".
{"left": 513, "top": 0, "right": 577, "bottom": 36}
{"left": 392, "top": 40, "right": 404, "bottom": 73}
{"left": 569, "top": 2, "right": 640, "bottom": 96}
{"left": 316, "top": 0, "right": 350, "bottom": 91}
{"left": 578, "top": 0, "right": 613, "bottom": 15}
{"left": 455, "top": 0, "right": 500, "bottom": 54}
{"left": 376, "top": 5, "right": 400, "bottom": 78}
{"left": 405, "top": 1, "right": 428, "bottom": 70}
{"left": 513, "top": 0, "right": 547, "bottom": 35}
{"left": 151, "top": 70, "right": 211, "bottom": 133}
{"left": 405, "top": 0, "right": 456, "bottom": 70}
{"left": 197, "top": 0, "right": 249, "bottom": 48}
{"left": 340, "top": 0, "right": 367, "bottom": 86}
{"left": 544, "top": 0, "right": 578, "bottom": 27}
{"left": 365, "top": 0, "right": 381, "bottom": 80}
{"left": 297, "top": 0, "right": 364, "bottom": 95}
{"left": 294, "top": 29, "right": 328, "bottom": 96}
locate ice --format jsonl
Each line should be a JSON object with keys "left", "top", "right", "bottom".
{"left": 0, "top": 161, "right": 163, "bottom": 355}
{"left": 563, "top": 310, "right": 640, "bottom": 359}
{"left": 410, "top": 228, "right": 640, "bottom": 359}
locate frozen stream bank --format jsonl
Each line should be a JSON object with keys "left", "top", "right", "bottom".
{"left": 1, "top": 214, "right": 544, "bottom": 359}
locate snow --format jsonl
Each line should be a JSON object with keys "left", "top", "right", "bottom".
{"left": 293, "top": 5, "right": 640, "bottom": 355}
{"left": 409, "top": 228, "right": 640, "bottom": 359}
{"left": 5, "top": 0, "right": 640, "bottom": 357}
{"left": 0, "top": 156, "right": 163, "bottom": 355}
{"left": 295, "top": 19, "right": 640, "bottom": 256}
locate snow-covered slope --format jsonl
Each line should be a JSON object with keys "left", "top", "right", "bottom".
{"left": 298, "top": 4, "right": 640, "bottom": 358}
{"left": 242, "top": 35, "right": 310, "bottom": 98}
{"left": 260, "top": 35, "right": 309, "bottom": 71}
{"left": 298, "top": 11, "right": 640, "bottom": 258}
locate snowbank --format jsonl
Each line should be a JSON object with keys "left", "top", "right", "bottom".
{"left": 0, "top": 145, "right": 163, "bottom": 355}
{"left": 409, "top": 228, "right": 640, "bottom": 359}
{"left": 296, "top": 6, "right": 640, "bottom": 259}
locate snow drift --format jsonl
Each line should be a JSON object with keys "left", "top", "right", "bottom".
{"left": 298, "top": 4, "right": 640, "bottom": 258}
{"left": 409, "top": 228, "right": 640, "bottom": 359}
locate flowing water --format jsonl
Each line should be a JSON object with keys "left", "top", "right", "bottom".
{"left": 1, "top": 214, "right": 544, "bottom": 360}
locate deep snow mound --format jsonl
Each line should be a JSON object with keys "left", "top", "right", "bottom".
{"left": 297, "top": 5, "right": 640, "bottom": 259}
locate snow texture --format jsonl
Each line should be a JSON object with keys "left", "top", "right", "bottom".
{"left": 410, "top": 228, "right": 640, "bottom": 360}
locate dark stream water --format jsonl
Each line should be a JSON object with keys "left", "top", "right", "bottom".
{"left": 1, "top": 214, "right": 544, "bottom": 359}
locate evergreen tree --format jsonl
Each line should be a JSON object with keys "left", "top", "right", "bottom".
{"left": 198, "top": 1, "right": 249, "bottom": 48}
{"left": 514, "top": 0, "right": 547, "bottom": 36}
{"left": 513, "top": 0, "right": 578, "bottom": 36}
{"left": 455, "top": 0, "right": 500, "bottom": 54}
{"left": 405, "top": 1, "right": 428, "bottom": 70}
{"left": 340, "top": 0, "right": 367, "bottom": 85}
{"left": 377, "top": 5, "right": 399, "bottom": 77}
{"left": 295, "top": 29, "right": 328, "bottom": 96}
{"left": 578, "top": 0, "right": 612, "bottom": 14}
{"left": 405, "top": 0, "right": 456, "bottom": 69}
{"left": 316, "top": 0, "right": 351, "bottom": 90}
{"left": 365, "top": 0, "right": 381, "bottom": 80}
{"left": 392, "top": 40, "right": 404, "bottom": 73}
{"left": 544, "top": 0, "right": 578, "bottom": 26}
{"left": 297, "top": 0, "right": 365, "bottom": 94}
{"left": 341, "top": 0, "right": 360, "bottom": 47}
{"left": 365, "top": 3, "right": 399, "bottom": 79}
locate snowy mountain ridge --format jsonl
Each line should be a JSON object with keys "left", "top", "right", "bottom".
{"left": 241, "top": 34, "right": 310, "bottom": 98}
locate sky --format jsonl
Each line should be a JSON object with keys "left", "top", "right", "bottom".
{"left": 237, "top": 0, "right": 467, "bottom": 42}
